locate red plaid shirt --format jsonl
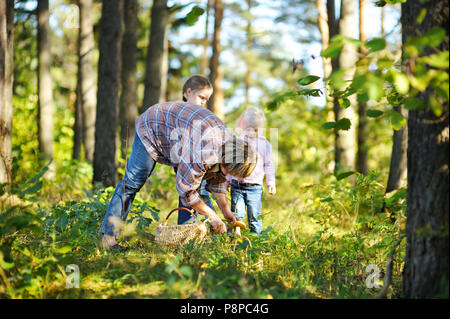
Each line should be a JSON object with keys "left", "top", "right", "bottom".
{"left": 136, "top": 102, "right": 232, "bottom": 206}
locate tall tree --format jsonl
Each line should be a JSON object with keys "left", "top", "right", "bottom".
{"left": 0, "top": 0, "right": 14, "bottom": 184}
{"left": 142, "top": 0, "right": 169, "bottom": 112}
{"left": 37, "top": 0, "right": 55, "bottom": 176}
{"left": 244, "top": 0, "right": 253, "bottom": 109}
{"left": 209, "top": 0, "right": 224, "bottom": 120}
{"left": 93, "top": 0, "right": 123, "bottom": 187}
{"left": 316, "top": 0, "right": 336, "bottom": 172}
{"left": 402, "top": 0, "right": 449, "bottom": 298}
{"left": 356, "top": 0, "right": 369, "bottom": 175}
{"left": 385, "top": 105, "right": 408, "bottom": 193}
{"left": 334, "top": 0, "right": 357, "bottom": 173}
{"left": 200, "top": 0, "right": 212, "bottom": 75}
{"left": 119, "top": 0, "right": 138, "bottom": 160}
{"left": 74, "top": 0, "right": 97, "bottom": 163}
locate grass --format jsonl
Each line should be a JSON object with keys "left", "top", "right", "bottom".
{"left": 0, "top": 167, "right": 406, "bottom": 299}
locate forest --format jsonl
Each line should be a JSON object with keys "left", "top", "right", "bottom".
{"left": 0, "top": 0, "right": 448, "bottom": 301}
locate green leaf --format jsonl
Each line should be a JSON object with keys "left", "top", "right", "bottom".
{"left": 342, "top": 87, "right": 358, "bottom": 98}
{"left": 185, "top": 6, "right": 205, "bottom": 26}
{"left": 392, "top": 71, "right": 410, "bottom": 94}
{"left": 423, "top": 27, "right": 446, "bottom": 47}
{"left": 419, "top": 51, "right": 449, "bottom": 69}
{"left": 297, "top": 75, "right": 321, "bottom": 86}
{"left": 55, "top": 246, "right": 72, "bottom": 254}
{"left": 339, "top": 98, "right": 351, "bottom": 108}
{"left": 428, "top": 95, "right": 443, "bottom": 116}
{"left": 0, "top": 252, "right": 15, "bottom": 270}
{"left": 179, "top": 265, "right": 193, "bottom": 277}
{"left": 237, "top": 239, "right": 251, "bottom": 250}
{"left": 366, "top": 109, "right": 384, "bottom": 117}
{"left": 391, "top": 110, "right": 406, "bottom": 130}
{"left": 377, "top": 56, "right": 395, "bottom": 69}
{"left": 320, "top": 197, "right": 333, "bottom": 202}
{"left": 322, "top": 42, "right": 344, "bottom": 59}
{"left": 404, "top": 97, "right": 425, "bottom": 110}
{"left": 366, "top": 38, "right": 386, "bottom": 52}
{"left": 327, "top": 69, "right": 347, "bottom": 90}
{"left": 56, "top": 214, "right": 69, "bottom": 232}
{"left": 20, "top": 181, "right": 43, "bottom": 196}
{"left": 336, "top": 118, "right": 351, "bottom": 131}
{"left": 415, "top": 8, "right": 427, "bottom": 24}
{"left": 336, "top": 171, "right": 356, "bottom": 180}
{"left": 436, "top": 81, "right": 449, "bottom": 100}
{"left": 357, "top": 92, "right": 369, "bottom": 103}
{"left": 22, "top": 166, "right": 49, "bottom": 188}
{"left": 322, "top": 122, "right": 337, "bottom": 130}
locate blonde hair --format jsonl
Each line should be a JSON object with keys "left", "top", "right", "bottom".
{"left": 221, "top": 137, "right": 257, "bottom": 178}
{"left": 182, "top": 74, "right": 213, "bottom": 102}
{"left": 239, "top": 107, "right": 266, "bottom": 137}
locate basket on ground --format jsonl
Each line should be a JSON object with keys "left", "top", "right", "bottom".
{"left": 155, "top": 207, "right": 210, "bottom": 247}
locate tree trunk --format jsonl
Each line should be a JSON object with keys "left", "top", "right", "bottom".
{"left": 209, "top": 0, "right": 224, "bottom": 120}
{"left": 334, "top": 0, "right": 357, "bottom": 173}
{"left": 0, "top": 0, "right": 14, "bottom": 184}
{"left": 385, "top": 105, "right": 408, "bottom": 193}
{"left": 73, "top": 73, "right": 82, "bottom": 160}
{"left": 201, "top": 0, "right": 211, "bottom": 75}
{"left": 120, "top": 0, "right": 138, "bottom": 160}
{"left": 244, "top": 0, "right": 252, "bottom": 109}
{"left": 75, "top": 0, "right": 97, "bottom": 164}
{"left": 93, "top": 0, "right": 123, "bottom": 187}
{"left": 402, "top": 0, "right": 449, "bottom": 298}
{"left": 356, "top": 0, "right": 369, "bottom": 175}
{"left": 142, "top": 0, "right": 169, "bottom": 112}
{"left": 325, "top": 0, "right": 339, "bottom": 173}
{"left": 37, "top": 0, "right": 55, "bottom": 177}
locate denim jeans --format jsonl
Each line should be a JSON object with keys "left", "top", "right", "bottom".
{"left": 177, "top": 180, "right": 214, "bottom": 224}
{"left": 230, "top": 180, "right": 263, "bottom": 234}
{"left": 99, "top": 133, "right": 156, "bottom": 237}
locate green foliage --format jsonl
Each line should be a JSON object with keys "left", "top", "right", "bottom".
{"left": 1, "top": 161, "right": 406, "bottom": 298}
{"left": 297, "top": 75, "right": 320, "bottom": 86}
{"left": 286, "top": 20, "right": 449, "bottom": 132}
{"left": 185, "top": 6, "right": 205, "bottom": 26}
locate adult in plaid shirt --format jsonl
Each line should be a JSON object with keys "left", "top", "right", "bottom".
{"left": 99, "top": 100, "right": 257, "bottom": 250}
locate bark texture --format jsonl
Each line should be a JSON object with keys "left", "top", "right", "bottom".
{"left": 37, "top": 0, "right": 55, "bottom": 175}
{"left": 209, "top": 0, "right": 224, "bottom": 120}
{"left": 334, "top": 0, "right": 357, "bottom": 173}
{"left": 0, "top": 0, "right": 14, "bottom": 184}
{"left": 120, "top": 0, "right": 138, "bottom": 159}
{"left": 93, "top": 0, "right": 123, "bottom": 187}
{"left": 402, "top": 0, "right": 449, "bottom": 298}
{"left": 142, "top": 0, "right": 169, "bottom": 112}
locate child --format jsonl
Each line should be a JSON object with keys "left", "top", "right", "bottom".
{"left": 228, "top": 107, "right": 276, "bottom": 234}
{"left": 176, "top": 75, "right": 215, "bottom": 224}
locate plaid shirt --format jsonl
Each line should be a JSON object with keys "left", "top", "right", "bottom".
{"left": 136, "top": 102, "right": 233, "bottom": 206}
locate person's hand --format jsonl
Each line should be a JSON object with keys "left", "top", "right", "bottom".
{"left": 268, "top": 186, "right": 276, "bottom": 195}
{"left": 222, "top": 209, "right": 237, "bottom": 224}
{"left": 210, "top": 215, "right": 227, "bottom": 234}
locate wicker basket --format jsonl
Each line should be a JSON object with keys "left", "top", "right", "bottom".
{"left": 155, "top": 207, "right": 210, "bottom": 247}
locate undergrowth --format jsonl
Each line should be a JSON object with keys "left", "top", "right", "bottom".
{"left": 0, "top": 165, "right": 406, "bottom": 299}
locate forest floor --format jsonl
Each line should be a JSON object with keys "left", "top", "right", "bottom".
{"left": 0, "top": 167, "right": 406, "bottom": 299}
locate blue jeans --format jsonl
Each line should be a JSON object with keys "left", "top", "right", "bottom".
{"left": 99, "top": 134, "right": 156, "bottom": 237}
{"left": 177, "top": 180, "right": 214, "bottom": 224}
{"left": 230, "top": 180, "right": 263, "bottom": 234}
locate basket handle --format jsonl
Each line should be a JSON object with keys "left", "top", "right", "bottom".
{"left": 163, "top": 207, "right": 197, "bottom": 226}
